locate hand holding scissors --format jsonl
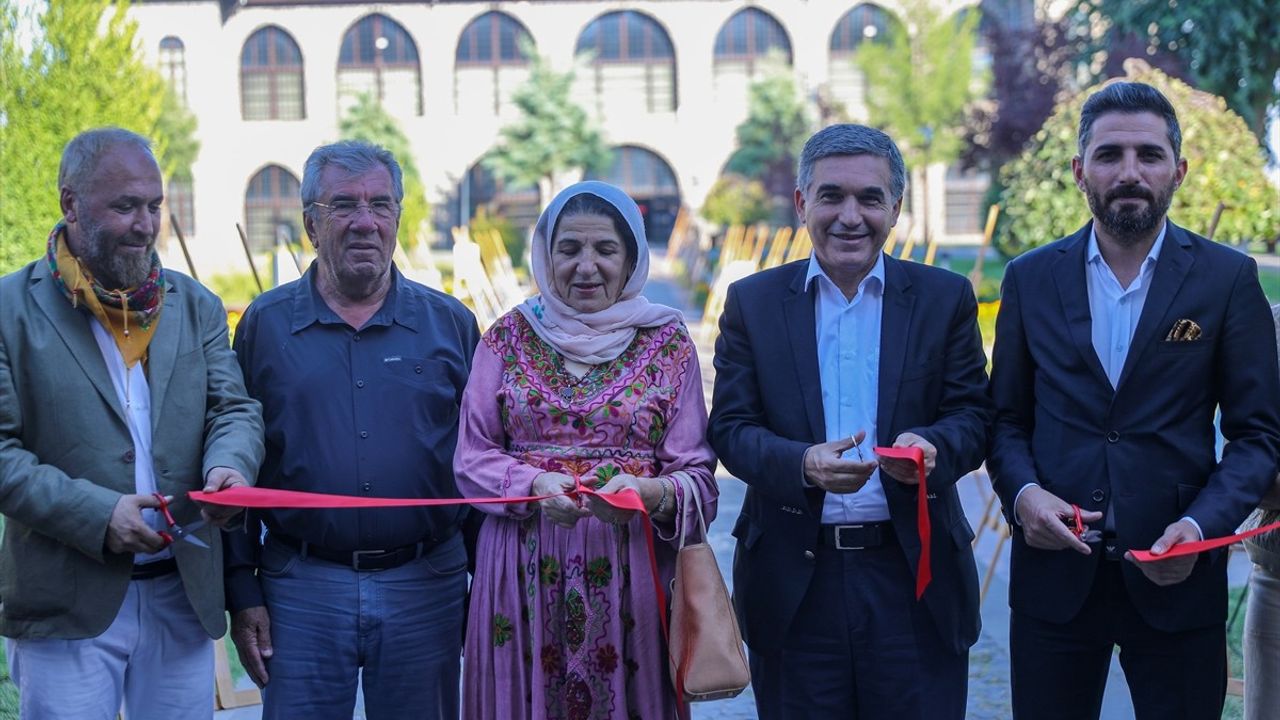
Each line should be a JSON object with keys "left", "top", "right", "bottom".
{"left": 153, "top": 493, "right": 209, "bottom": 549}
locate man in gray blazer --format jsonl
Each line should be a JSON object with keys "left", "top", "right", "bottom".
{"left": 0, "top": 128, "right": 264, "bottom": 719}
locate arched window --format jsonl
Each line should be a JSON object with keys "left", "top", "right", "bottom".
{"left": 712, "top": 8, "right": 792, "bottom": 116}
{"left": 455, "top": 11, "right": 534, "bottom": 117}
{"left": 338, "top": 14, "right": 422, "bottom": 118}
{"left": 159, "top": 36, "right": 187, "bottom": 103}
{"left": 164, "top": 178, "right": 195, "bottom": 241}
{"left": 573, "top": 11, "right": 677, "bottom": 116}
{"left": 457, "top": 159, "right": 541, "bottom": 242}
{"left": 244, "top": 165, "right": 303, "bottom": 253}
{"left": 714, "top": 7, "right": 792, "bottom": 70}
{"left": 584, "top": 146, "right": 681, "bottom": 246}
{"left": 828, "top": 4, "right": 898, "bottom": 120}
{"left": 240, "top": 26, "right": 305, "bottom": 121}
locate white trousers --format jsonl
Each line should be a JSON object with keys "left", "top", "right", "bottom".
{"left": 7, "top": 572, "right": 213, "bottom": 720}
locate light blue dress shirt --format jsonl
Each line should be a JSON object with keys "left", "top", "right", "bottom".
{"left": 805, "top": 253, "right": 891, "bottom": 523}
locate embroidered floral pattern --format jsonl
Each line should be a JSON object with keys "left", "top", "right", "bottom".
{"left": 493, "top": 613, "right": 513, "bottom": 647}
{"left": 477, "top": 313, "right": 698, "bottom": 718}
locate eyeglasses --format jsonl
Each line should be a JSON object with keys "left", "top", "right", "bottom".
{"left": 310, "top": 200, "right": 399, "bottom": 220}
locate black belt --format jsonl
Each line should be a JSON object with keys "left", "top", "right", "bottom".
{"left": 131, "top": 557, "right": 178, "bottom": 580}
{"left": 819, "top": 522, "right": 895, "bottom": 550}
{"left": 272, "top": 532, "right": 452, "bottom": 572}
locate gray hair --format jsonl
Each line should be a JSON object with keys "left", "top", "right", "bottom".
{"left": 1078, "top": 82, "right": 1182, "bottom": 159}
{"left": 796, "top": 124, "right": 907, "bottom": 203}
{"left": 300, "top": 140, "right": 405, "bottom": 209}
{"left": 58, "top": 127, "right": 156, "bottom": 194}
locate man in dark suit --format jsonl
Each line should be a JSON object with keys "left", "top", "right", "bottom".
{"left": 988, "top": 82, "right": 1280, "bottom": 719}
{"left": 708, "top": 124, "right": 992, "bottom": 719}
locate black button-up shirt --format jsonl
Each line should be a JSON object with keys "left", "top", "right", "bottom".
{"left": 225, "top": 265, "right": 480, "bottom": 610}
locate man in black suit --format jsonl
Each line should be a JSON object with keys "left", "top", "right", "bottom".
{"left": 988, "top": 82, "right": 1280, "bottom": 719}
{"left": 708, "top": 124, "right": 992, "bottom": 719}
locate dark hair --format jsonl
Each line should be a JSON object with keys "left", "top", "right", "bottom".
{"left": 1078, "top": 82, "right": 1182, "bottom": 158}
{"left": 797, "top": 124, "right": 907, "bottom": 202}
{"left": 552, "top": 192, "right": 639, "bottom": 268}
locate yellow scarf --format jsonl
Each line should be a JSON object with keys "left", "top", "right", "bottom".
{"left": 55, "top": 237, "right": 161, "bottom": 368}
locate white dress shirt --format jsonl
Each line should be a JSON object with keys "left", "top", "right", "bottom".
{"left": 89, "top": 319, "right": 171, "bottom": 563}
{"left": 806, "top": 253, "right": 891, "bottom": 523}
{"left": 1086, "top": 224, "right": 1165, "bottom": 388}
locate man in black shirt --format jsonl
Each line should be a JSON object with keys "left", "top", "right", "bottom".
{"left": 225, "top": 140, "right": 480, "bottom": 719}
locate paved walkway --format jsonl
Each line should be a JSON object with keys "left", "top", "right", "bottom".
{"left": 215, "top": 266, "right": 1252, "bottom": 718}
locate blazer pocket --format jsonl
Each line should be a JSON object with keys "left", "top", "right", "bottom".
{"left": 902, "top": 353, "right": 944, "bottom": 382}
{"left": 1155, "top": 339, "right": 1211, "bottom": 354}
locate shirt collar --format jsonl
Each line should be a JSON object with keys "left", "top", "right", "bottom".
{"left": 289, "top": 263, "right": 418, "bottom": 333}
{"left": 1086, "top": 221, "right": 1167, "bottom": 270}
{"left": 804, "top": 251, "right": 885, "bottom": 299}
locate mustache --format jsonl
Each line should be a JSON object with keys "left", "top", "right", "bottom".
{"left": 1105, "top": 187, "right": 1154, "bottom": 203}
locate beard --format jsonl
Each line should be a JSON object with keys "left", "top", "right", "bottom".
{"left": 1086, "top": 182, "right": 1176, "bottom": 245}
{"left": 78, "top": 217, "right": 155, "bottom": 290}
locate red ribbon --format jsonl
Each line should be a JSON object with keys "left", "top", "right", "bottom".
{"left": 1128, "top": 518, "right": 1280, "bottom": 562}
{"left": 190, "top": 482, "right": 682, "bottom": 712}
{"left": 872, "top": 445, "right": 931, "bottom": 599}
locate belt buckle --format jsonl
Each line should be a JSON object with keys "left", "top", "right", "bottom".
{"left": 351, "top": 549, "right": 386, "bottom": 571}
{"left": 834, "top": 524, "right": 866, "bottom": 551}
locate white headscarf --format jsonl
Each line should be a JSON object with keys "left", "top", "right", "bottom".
{"left": 516, "top": 181, "right": 683, "bottom": 364}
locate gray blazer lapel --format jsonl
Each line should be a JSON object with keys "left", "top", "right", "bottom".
{"left": 877, "top": 256, "right": 913, "bottom": 443}
{"left": 147, "top": 278, "right": 181, "bottom": 434}
{"left": 29, "top": 263, "right": 127, "bottom": 424}
{"left": 1115, "top": 223, "right": 1194, "bottom": 391}
{"left": 783, "top": 267, "right": 826, "bottom": 444}
{"left": 1053, "top": 228, "right": 1111, "bottom": 389}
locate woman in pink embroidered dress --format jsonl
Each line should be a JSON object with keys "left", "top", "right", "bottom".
{"left": 455, "top": 181, "right": 718, "bottom": 719}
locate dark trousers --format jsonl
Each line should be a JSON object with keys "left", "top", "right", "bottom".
{"left": 1011, "top": 560, "right": 1226, "bottom": 720}
{"left": 749, "top": 541, "right": 968, "bottom": 720}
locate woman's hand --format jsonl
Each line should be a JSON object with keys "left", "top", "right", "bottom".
{"left": 586, "top": 474, "right": 664, "bottom": 524}
{"left": 533, "top": 472, "right": 589, "bottom": 528}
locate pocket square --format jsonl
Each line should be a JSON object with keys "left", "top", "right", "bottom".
{"left": 1165, "top": 318, "right": 1202, "bottom": 341}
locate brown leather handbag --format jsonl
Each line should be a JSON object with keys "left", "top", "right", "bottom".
{"left": 667, "top": 480, "right": 750, "bottom": 702}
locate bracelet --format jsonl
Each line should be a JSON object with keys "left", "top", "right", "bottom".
{"left": 654, "top": 478, "right": 671, "bottom": 515}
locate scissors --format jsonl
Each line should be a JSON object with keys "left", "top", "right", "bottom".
{"left": 1065, "top": 504, "right": 1102, "bottom": 544}
{"left": 153, "top": 493, "right": 210, "bottom": 549}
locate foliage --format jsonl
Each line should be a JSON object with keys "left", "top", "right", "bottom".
{"left": 338, "top": 93, "right": 430, "bottom": 250}
{"left": 701, "top": 174, "right": 772, "bottom": 228}
{"left": 155, "top": 87, "right": 199, "bottom": 182}
{"left": 995, "top": 62, "right": 1278, "bottom": 257}
{"left": 470, "top": 207, "right": 524, "bottom": 270}
{"left": 724, "top": 60, "right": 813, "bottom": 205}
{"left": 485, "top": 55, "right": 609, "bottom": 201}
{"left": 854, "top": 0, "right": 986, "bottom": 173}
{"left": 963, "top": 16, "right": 1076, "bottom": 169}
{"left": 0, "top": 0, "right": 183, "bottom": 273}
{"left": 206, "top": 271, "right": 261, "bottom": 308}
{"left": 1072, "top": 0, "right": 1280, "bottom": 141}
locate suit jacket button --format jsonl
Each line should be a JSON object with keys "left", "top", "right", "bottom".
{"left": 1106, "top": 431, "right": 1120, "bottom": 443}
{"left": 803, "top": 550, "right": 815, "bottom": 561}
{"left": 122, "top": 449, "right": 135, "bottom": 463}
{"left": 1092, "top": 489, "right": 1105, "bottom": 502}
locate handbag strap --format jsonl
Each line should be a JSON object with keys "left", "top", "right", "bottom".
{"left": 674, "top": 476, "right": 709, "bottom": 550}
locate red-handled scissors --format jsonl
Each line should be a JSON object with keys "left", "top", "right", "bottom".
{"left": 153, "top": 493, "right": 210, "bottom": 549}
{"left": 1067, "top": 504, "right": 1102, "bottom": 543}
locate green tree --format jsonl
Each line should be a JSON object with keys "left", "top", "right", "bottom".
{"left": 0, "top": 0, "right": 180, "bottom": 273}
{"left": 1073, "top": 0, "right": 1279, "bottom": 141}
{"left": 338, "top": 93, "right": 430, "bottom": 250}
{"left": 854, "top": 0, "right": 986, "bottom": 243}
{"left": 724, "top": 61, "right": 813, "bottom": 219}
{"left": 155, "top": 87, "right": 199, "bottom": 183}
{"left": 484, "top": 55, "right": 610, "bottom": 203}
{"left": 701, "top": 174, "right": 773, "bottom": 228}
{"left": 996, "top": 61, "right": 1277, "bottom": 257}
